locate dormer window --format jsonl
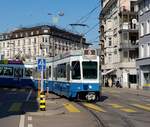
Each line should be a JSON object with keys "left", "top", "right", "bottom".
{"left": 20, "top": 33, "right": 23, "bottom": 37}
{"left": 15, "top": 34, "right": 18, "bottom": 38}
{"left": 31, "top": 31, "right": 34, "bottom": 35}
{"left": 25, "top": 32, "right": 28, "bottom": 37}
{"left": 44, "top": 29, "right": 48, "bottom": 33}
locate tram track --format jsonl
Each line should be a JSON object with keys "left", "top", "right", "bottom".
{"left": 77, "top": 102, "right": 109, "bottom": 127}
{"left": 94, "top": 102, "right": 136, "bottom": 127}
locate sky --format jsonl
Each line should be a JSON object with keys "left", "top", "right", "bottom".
{"left": 0, "top": 0, "right": 100, "bottom": 47}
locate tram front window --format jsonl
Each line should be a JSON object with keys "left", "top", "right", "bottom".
{"left": 82, "top": 62, "right": 97, "bottom": 79}
{"left": 72, "top": 61, "right": 81, "bottom": 79}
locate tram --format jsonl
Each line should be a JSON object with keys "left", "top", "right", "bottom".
{"left": 0, "top": 49, "right": 101, "bottom": 101}
{"left": 44, "top": 49, "right": 101, "bottom": 101}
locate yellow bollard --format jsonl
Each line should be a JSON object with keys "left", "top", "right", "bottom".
{"left": 40, "top": 92, "right": 46, "bottom": 111}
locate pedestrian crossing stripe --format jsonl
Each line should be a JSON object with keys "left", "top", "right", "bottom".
{"left": 11, "top": 88, "right": 17, "bottom": 92}
{"left": 120, "top": 108, "right": 136, "bottom": 113}
{"left": 131, "top": 104, "right": 150, "bottom": 111}
{"left": 83, "top": 103, "right": 106, "bottom": 112}
{"left": 9, "top": 103, "right": 22, "bottom": 112}
{"left": 108, "top": 103, "right": 123, "bottom": 108}
{"left": 63, "top": 103, "right": 80, "bottom": 112}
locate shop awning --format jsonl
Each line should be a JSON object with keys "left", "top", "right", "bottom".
{"left": 102, "top": 69, "right": 115, "bottom": 76}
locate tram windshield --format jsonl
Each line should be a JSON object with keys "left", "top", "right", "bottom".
{"left": 82, "top": 62, "right": 97, "bottom": 79}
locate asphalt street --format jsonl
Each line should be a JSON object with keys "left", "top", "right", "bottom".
{"left": 0, "top": 87, "right": 149, "bottom": 127}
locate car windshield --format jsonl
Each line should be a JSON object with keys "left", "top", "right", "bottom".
{"left": 82, "top": 62, "right": 97, "bottom": 79}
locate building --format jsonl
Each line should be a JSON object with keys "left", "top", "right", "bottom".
{"left": 0, "top": 25, "right": 89, "bottom": 61}
{"left": 100, "top": 0, "right": 139, "bottom": 88}
{"left": 136, "top": 0, "right": 150, "bottom": 90}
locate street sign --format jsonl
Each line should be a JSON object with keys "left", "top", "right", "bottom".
{"left": 37, "top": 58, "right": 46, "bottom": 72}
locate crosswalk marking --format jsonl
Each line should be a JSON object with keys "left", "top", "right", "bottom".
{"left": 83, "top": 103, "right": 106, "bottom": 112}
{"left": 3, "top": 88, "right": 8, "bottom": 90}
{"left": 108, "top": 103, "right": 123, "bottom": 108}
{"left": 20, "top": 89, "right": 26, "bottom": 92}
{"left": 131, "top": 104, "right": 150, "bottom": 111}
{"left": 12, "top": 88, "right": 17, "bottom": 92}
{"left": 120, "top": 108, "right": 136, "bottom": 113}
{"left": 9, "top": 103, "right": 22, "bottom": 112}
{"left": 63, "top": 103, "right": 80, "bottom": 112}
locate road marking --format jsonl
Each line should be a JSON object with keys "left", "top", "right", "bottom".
{"left": 83, "top": 103, "right": 106, "bottom": 112}
{"left": 19, "top": 115, "right": 25, "bottom": 127}
{"left": 4, "top": 88, "right": 8, "bottom": 90}
{"left": 19, "top": 89, "right": 32, "bottom": 127}
{"left": 120, "top": 108, "right": 136, "bottom": 113}
{"left": 9, "top": 103, "right": 22, "bottom": 112}
{"left": 131, "top": 104, "right": 150, "bottom": 111}
{"left": 26, "top": 90, "right": 32, "bottom": 102}
{"left": 20, "top": 89, "right": 26, "bottom": 92}
{"left": 108, "top": 103, "right": 123, "bottom": 108}
{"left": 109, "top": 90, "right": 120, "bottom": 94}
{"left": 12, "top": 88, "right": 17, "bottom": 91}
{"left": 28, "top": 124, "right": 33, "bottom": 127}
{"left": 28, "top": 116, "right": 32, "bottom": 121}
{"left": 63, "top": 103, "right": 80, "bottom": 112}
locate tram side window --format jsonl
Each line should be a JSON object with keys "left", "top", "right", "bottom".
{"left": 3, "top": 67, "right": 13, "bottom": 76}
{"left": 14, "top": 68, "right": 23, "bottom": 77}
{"left": 0, "top": 66, "right": 3, "bottom": 75}
{"left": 49, "top": 66, "right": 51, "bottom": 78}
{"left": 72, "top": 61, "right": 81, "bottom": 79}
{"left": 25, "top": 68, "right": 32, "bottom": 77}
{"left": 57, "top": 63, "right": 66, "bottom": 78}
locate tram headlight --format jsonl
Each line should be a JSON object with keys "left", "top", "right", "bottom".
{"left": 77, "top": 87, "right": 81, "bottom": 90}
{"left": 89, "top": 85, "right": 92, "bottom": 89}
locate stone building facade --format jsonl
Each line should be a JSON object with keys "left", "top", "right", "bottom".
{"left": 136, "top": 0, "right": 150, "bottom": 89}
{"left": 100, "top": 0, "right": 139, "bottom": 88}
{"left": 0, "top": 25, "right": 89, "bottom": 61}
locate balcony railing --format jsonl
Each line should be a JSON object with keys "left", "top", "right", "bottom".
{"left": 120, "top": 23, "right": 138, "bottom": 31}
{"left": 120, "top": 40, "right": 138, "bottom": 49}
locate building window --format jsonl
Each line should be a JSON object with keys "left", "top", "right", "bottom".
{"left": 146, "top": 20, "right": 150, "bottom": 34}
{"left": 108, "top": 38, "right": 112, "bottom": 46}
{"left": 18, "top": 40, "right": 20, "bottom": 46}
{"left": 140, "top": 23, "right": 144, "bottom": 36}
{"left": 20, "top": 33, "right": 23, "bottom": 37}
{"left": 31, "top": 31, "right": 34, "bottom": 35}
{"left": 15, "top": 34, "right": 18, "bottom": 38}
{"left": 140, "top": 45, "right": 144, "bottom": 58}
{"left": 34, "top": 38, "right": 36, "bottom": 44}
{"left": 148, "top": 43, "right": 150, "bottom": 57}
{"left": 34, "top": 48, "right": 36, "bottom": 54}
{"left": 108, "top": 54, "right": 112, "bottom": 63}
{"left": 25, "top": 32, "right": 28, "bottom": 37}
{"left": 129, "top": 75, "right": 137, "bottom": 84}
{"left": 3, "top": 42, "right": 5, "bottom": 47}
{"left": 29, "top": 39, "right": 31, "bottom": 45}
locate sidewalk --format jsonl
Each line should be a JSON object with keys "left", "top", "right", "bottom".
{"left": 25, "top": 93, "right": 96, "bottom": 127}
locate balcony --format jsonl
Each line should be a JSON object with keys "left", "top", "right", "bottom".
{"left": 119, "top": 23, "right": 138, "bottom": 32}
{"left": 120, "top": 40, "right": 138, "bottom": 49}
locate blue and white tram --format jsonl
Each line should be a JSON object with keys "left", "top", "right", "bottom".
{"left": 0, "top": 60, "right": 36, "bottom": 89}
{"left": 47, "top": 49, "right": 101, "bottom": 101}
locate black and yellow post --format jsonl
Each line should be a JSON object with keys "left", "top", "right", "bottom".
{"left": 40, "top": 92, "right": 46, "bottom": 111}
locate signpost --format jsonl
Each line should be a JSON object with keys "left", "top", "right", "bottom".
{"left": 38, "top": 58, "right": 46, "bottom": 92}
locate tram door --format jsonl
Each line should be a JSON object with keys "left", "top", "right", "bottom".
{"left": 14, "top": 67, "right": 23, "bottom": 87}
